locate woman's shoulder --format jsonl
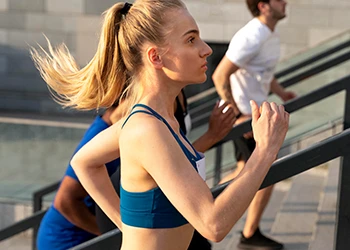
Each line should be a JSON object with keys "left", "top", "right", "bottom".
{"left": 120, "top": 112, "right": 171, "bottom": 147}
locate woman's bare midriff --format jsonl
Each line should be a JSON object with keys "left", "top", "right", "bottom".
{"left": 121, "top": 223, "right": 195, "bottom": 250}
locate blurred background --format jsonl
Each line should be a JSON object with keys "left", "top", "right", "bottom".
{"left": 0, "top": 1, "right": 349, "bottom": 249}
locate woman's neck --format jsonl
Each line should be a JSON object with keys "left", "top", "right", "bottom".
{"left": 139, "top": 77, "right": 184, "bottom": 117}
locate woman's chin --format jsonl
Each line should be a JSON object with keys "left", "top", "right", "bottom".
{"left": 197, "top": 75, "right": 208, "bottom": 84}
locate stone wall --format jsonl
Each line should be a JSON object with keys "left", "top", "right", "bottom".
{"left": 0, "top": 0, "right": 349, "bottom": 113}
{"left": 185, "top": 0, "right": 350, "bottom": 60}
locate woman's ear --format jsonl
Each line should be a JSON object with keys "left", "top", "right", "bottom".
{"left": 147, "top": 47, "right": 163, "bottom": 69}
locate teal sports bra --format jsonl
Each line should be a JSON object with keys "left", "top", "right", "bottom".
{"left": 120, "top": 104, "right": 204, "bottom": 228}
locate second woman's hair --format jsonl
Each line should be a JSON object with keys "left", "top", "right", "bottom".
{"left": 31, "top": 0, "right": 186, "bottom": 111}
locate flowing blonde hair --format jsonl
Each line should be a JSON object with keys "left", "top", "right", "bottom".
{"left": 30, "top": 0, "right": 186, "bottom": 111}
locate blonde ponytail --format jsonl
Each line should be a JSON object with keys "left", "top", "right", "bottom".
{"left": 31, "top": 3, "right": 127, "bottom": 110}
{"left": 31, "top": 0, "right": 186, "bottom": 111}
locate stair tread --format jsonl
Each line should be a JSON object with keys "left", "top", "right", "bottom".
{"left": 212, "top": 180, "right": 291, "bottom": 250}
{"left": 309, "top": 159, "right": 339, "bottom": 250}
{"left": 270, "top": 167, "right": 327, "bottom": 250}
{"left": 0, "top": 234, "right": 31, "bottom": 250}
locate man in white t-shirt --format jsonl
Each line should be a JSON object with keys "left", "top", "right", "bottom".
{"left": 213, "top": 0, "right": 295, "bottom": 249}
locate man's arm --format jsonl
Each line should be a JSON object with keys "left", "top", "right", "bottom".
{"left": 270, "top": 78, "right": 296, "bottom": 102}
{"left": 54, "top": 176, "right": 101, "bottom": 235}
{"left": 212, "top": 56, "right": 240, "bottom": 115}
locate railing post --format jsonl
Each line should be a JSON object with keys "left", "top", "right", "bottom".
{"left": 32, "top": 193, "right": 42, "bottom": 250}
{"left": 33, "top": 191, "right": 45, "bottom": 250}
{"left": 334, "top": 155, "right": 350, "bottom": 250}
{"left": 343, "top": 87, "right": 350, "bottom": 130}
{"left": 334, "top": 88, "right": 350, "bottom": 250}
{"left": 33, "top": 194, "right": 42, "bottom": 213}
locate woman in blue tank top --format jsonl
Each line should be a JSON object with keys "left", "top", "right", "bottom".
{"left": 31, "top": 1, "right": 290, "bottom": 250}
{"left": 36, "top": 104, "right": 126, "bottom": 250}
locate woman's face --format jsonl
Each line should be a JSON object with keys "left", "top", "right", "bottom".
{"left": 160, "top": 8, "right": 213, "bottom": 85}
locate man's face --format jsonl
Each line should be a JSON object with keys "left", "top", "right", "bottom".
{"left": 266, "top": 0, "right": 287, "bottom": 20}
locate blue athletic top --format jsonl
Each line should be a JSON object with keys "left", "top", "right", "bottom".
{"left": 37, "top": 116, "right": 120, "bottom": 250}
{"left": 120, "top": 104, "right": 203, "bottom": 229}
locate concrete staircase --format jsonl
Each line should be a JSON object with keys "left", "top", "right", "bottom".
{"left": 212, "top": 158, "right": 340, "bottom": 250}
{"left": 0, "top": 47, "right": 95, "bottom": 118}
{"left": 0, "top": 234, "right": 31, "bottom": 250}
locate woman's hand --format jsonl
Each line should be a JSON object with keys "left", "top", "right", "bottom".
{"left": 251, "top": 100, "right": 289, "bottom": 158}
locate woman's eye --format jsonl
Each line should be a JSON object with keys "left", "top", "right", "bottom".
{"left": 188, "top": 37, "right": 195, "bottom": 44}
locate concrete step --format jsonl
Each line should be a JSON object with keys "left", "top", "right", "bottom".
{"left": 309, "top": 158, "right": 340, "bottom": 250}
{"left": 0, "top": 75, "right": 47, "bottom": 93}
{"left": 270, "top": 167, "right": 327, "bottom": 250}
{"left": 0, "top": 202, "right": 33, "bottom": 250}
{"left": 0, "top": 233, "right": 31, "bottom": 250}
{"left": 212, "top": 180, "right": 291, "bottom": 250}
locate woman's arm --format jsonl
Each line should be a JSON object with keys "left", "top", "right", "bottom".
{"left": 54, "top": 176, "right": 101, "bottom": 235}
{"left": 120, "top": 101, "right": 289, "bottom": 242}
{"left": 71, "top": 122, "right": 123, "bottom": 230}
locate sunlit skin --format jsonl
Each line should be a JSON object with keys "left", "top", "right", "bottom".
{"left": 120, "top": 8, "right": 212, "bottom": 250}
{"left": 160, "top": 10, "right": 212, "bottom": 85}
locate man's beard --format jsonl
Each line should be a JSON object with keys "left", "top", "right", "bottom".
{"left": 272, "top": 10, "right": 286, "bottom": 20}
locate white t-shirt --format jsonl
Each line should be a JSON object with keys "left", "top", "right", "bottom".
{"left": 226, "top": 18, "right": 280, "bottom": 115}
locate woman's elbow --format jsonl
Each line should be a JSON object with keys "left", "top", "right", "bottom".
{"left": 70, "top": 154, "right": 84, "bottom": 173}
{"left": 70, "top": 155, "right": 78, "bottom": 171}
{"left": 201, "top": 221, "right": 228, "bottom": 243}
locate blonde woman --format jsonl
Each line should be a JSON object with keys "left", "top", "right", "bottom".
{"left": 31, "top": 1, "right": 289, "bottom": 250}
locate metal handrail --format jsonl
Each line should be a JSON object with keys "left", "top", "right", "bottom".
{"left": 280, "top": 50, "right": 350, "bottom": 88}
{"left": 214, "top": 75, "right": 350, "bottom": 146}
{"left": 213, "top": 129, "right": 350, "bottom": 197}
{"left": 208, "top": 75, "right": 350, "bottom": 184}
{"left": 72, "top": 129, "right": 350, "bottom": 250}
{"left": 0, "top": 210, "right": 46, "bottom": 241}
{"left": 275, "top": 39, "right": 350, "bottom": 78}
{"left": 70, "top": 229, "right": 122, "bottom": 250}
{"left": 33, "top": 181, "right": 60, "bottom": 212}
{"left": 31, "top": 181, "right": 60, "bottom": 249}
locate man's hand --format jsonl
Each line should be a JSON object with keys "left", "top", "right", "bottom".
{"left": 280, "top": 91, "right": 297, "bottom": 102}
{"left": 251, "top": 100, "right": 289, "bottom": 157}
{"left": 207, "top": 101, "right": 236, "bottom": 142}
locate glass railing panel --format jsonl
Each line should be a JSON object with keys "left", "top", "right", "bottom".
{"left": 269, "top": 59, "right": 350, "bottom": 144}
{"left": 276, "top": 30, "right": 350, "bottom": 75}
{"left": 277, "top": 46, "right": 350, "bottom": 84}
{"left": 0, "top": 121, "right": 88, "bottom": 201}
